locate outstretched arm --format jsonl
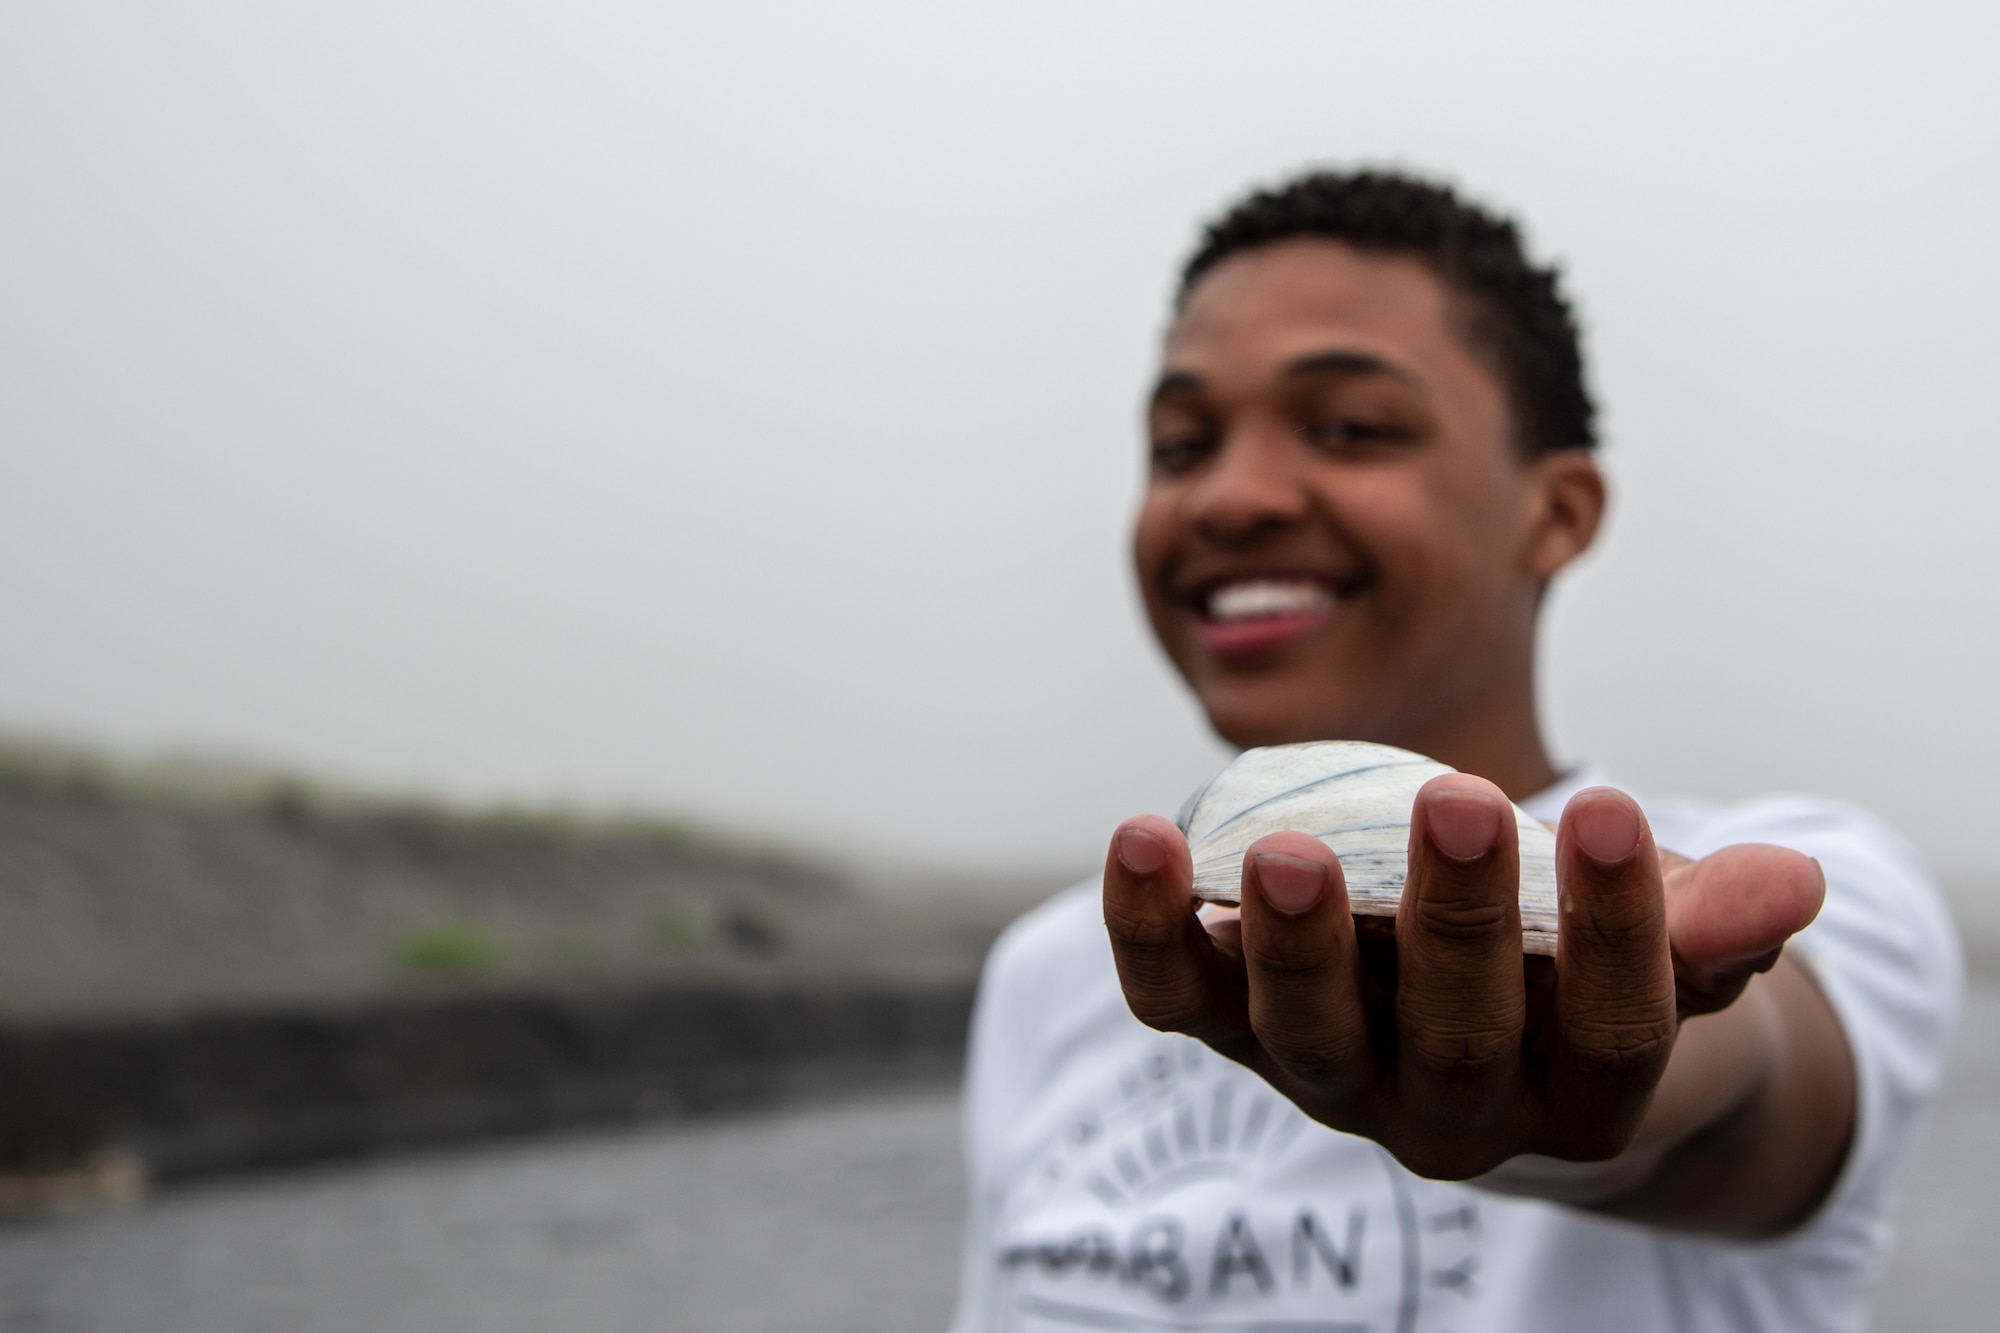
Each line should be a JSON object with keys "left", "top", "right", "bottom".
{"left": 1102, "top": 777, "right": 1851, "bottom": 1238}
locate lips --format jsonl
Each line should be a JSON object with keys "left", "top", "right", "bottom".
{"left": 1184, "top": 574, "right": 1348, "bottom": 656}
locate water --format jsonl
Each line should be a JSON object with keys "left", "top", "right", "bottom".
{"left": 0, "top": 1087, "right": 966, "bottom": 1333}
{"left": 1, "top": 990, "right": 1993, "bottom": 1332}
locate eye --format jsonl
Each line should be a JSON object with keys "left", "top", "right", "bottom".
{"left": 1148, "top": 428, "right": 1218, "bottom": 476}
{"left": 1299, "top": 417, "right": 1408, "bottom": 455}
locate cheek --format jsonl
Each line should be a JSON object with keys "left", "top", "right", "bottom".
{"left": 1340, "top": 479, "right": 1501, "bottom": 627}
{"left": 1128, "top": 500, "right": 1182, "bottom": 647}
{"left": 1129, "top": 492, "right": 1177, "bottom": 589}
{"left": 1413, "top": 481, "right": 1533, "bottom": 628}
{"left": 1328, "top": 477, "right": 1440, "bottom": 595}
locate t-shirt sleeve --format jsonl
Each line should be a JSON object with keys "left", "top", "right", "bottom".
{"left": 946, "top": 933, "right": 1006, "bottom": 1333}
{"left": 1667, "top": 795, "right": 1964, "bottom": 1252}
{"left": 947, "top": 883, "right": 1099, "bottom": 1333}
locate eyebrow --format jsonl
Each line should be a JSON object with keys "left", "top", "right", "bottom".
{"left": 1148, "top": 370, "right": 1204, "bottom": 405}
{"left": 1281, "top": 349, "right": 1426, "bottom": 391}
{"left": 1148, "top": 349, "right": 1428, "bottom": 407}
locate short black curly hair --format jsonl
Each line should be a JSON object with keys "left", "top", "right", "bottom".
{"left": 1179, "top": 170, "right": 1597, "bottom": 455}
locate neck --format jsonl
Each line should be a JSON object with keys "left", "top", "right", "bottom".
{"left": 1418, "top": 708, "right": 1561, "bottom": 804}
{"left": 1394, "top": 652, "right": 1560, "bottom": 803}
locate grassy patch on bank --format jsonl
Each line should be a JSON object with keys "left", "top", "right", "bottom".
{"left": 390, "top": 921, "right": 504, "bottom": 979}
{"left": 651, "top": 902, "right": 709, "bottom": 951}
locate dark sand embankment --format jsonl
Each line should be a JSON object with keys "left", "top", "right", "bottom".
{"left": 0, "top": 769, "right": 1059, "bottom": 1185}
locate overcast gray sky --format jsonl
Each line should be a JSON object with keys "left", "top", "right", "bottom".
{"left": 3, "top": 1, "right": 1997, "bottom": 883}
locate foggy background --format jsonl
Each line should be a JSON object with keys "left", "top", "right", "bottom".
{"left": 4, "top": 0, "right": 1996, "bottom": 886}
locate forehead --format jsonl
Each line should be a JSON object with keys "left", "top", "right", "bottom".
{"left": 1164, "top": 238, "right": 1494, "bottom": 395}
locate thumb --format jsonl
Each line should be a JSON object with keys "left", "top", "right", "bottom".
{"left": 1664, "top": 843, "right": 1826, "bottom": 1016}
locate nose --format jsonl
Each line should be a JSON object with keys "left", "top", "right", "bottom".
{"left": 1184, "top": 424, "right": 1312, "bottom": 543}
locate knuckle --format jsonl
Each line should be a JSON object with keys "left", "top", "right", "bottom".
{"left": 1243, "top": 932, "right": 1335, "bottom": 982}
{"left": 1254, "top": 1018, "right": 1368, "bottom": 1087}
{"left": 1102, "top": 898, "right": 1187, "bottom": 953}
{"left": 1408, "top": 894, "right": 1515, "bottom": 944}
{"left": 1400, "top": 1005, "right": 1522, "bottom": 1069}
{"left": 1562, "top": 903, "right": 1660, "bottom": 957}
{"left": 1103, "top": 901, "right": 1216, "bottom": 1036}
{"left": 1562, "top": 1008, "right": 1676, "bottom": 1076}
{"left": 1124, "top": 981, "right": 1210, "bottom": 1035}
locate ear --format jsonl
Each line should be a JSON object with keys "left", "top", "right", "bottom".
{"left": 1521, "top": 450, "right": 1606, "bottom": 580}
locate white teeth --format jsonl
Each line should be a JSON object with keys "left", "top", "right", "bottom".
{"left": 1205, "top": 579, "right": 1335, "bottom": 623}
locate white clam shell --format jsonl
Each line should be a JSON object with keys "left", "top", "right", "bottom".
{"left": 1177, "top": 740, "right": 1559, "bottom": 955}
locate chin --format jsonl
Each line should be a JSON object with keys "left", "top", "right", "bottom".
{"left": 1199, "top": 686, "right": 1362, "bottom": 752}
{"left": 1191, "top": 656, "right": 1429, "bottom": 753}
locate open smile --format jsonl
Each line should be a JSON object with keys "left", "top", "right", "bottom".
{"left": 1182, "top": 574, "right": 1361, "bottom": 656}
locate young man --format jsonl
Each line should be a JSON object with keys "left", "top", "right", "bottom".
{"left": 949, "top": 172, "right": 1961, "bottom": 1332}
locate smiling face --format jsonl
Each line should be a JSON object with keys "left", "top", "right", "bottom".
{"left": 1134, "top": 238, "right": 1603, "bottom": 783}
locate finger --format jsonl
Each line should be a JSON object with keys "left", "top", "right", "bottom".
{"left": 1236, "top": 830, "right": 1376, "bottom": 1107}
{"left": 1102, "top": 815, "right": 1258, "bottom": 1059}
{"left": 1665, "top": 844, "right": 1825, "bottom": 1015}
{"left": 1393, "top": 775, "right": 1529, "bottom": 1161}
{"left": 1546, "top": 787, "right": 1677, "bottom": 1157}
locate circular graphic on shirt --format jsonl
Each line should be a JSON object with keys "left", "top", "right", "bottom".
{"left": 983, "top": 1036, "right": 1485, "bottom": 1333}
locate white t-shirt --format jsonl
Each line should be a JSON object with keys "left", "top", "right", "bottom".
{"left": 949, "top": 769, "right": 1962, "bottom": 1333}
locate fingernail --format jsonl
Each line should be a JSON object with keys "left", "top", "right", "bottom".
{"left": 1426, "top": 790, "right": 1503, "bottom": 862}
{"left": 1116, "top": 827, "right": 1170, "bottom": 875}
{"left": 1252, "top": 853, "right": 1326, "bottom": 915}
{"left": 1571, "top": 796, "right": 1641, "bottom": 865}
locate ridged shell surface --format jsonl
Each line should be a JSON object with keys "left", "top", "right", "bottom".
{"left": 1177, "top": 740, "right": 1559, "bottom": 955}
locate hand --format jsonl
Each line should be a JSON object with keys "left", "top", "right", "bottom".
{"left": 1102, "top": 776, "right": 1827, "bottom": 1184}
